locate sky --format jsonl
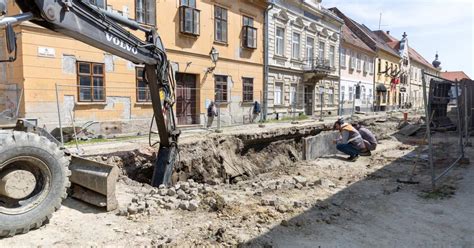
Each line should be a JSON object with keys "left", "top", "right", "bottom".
{"left": 323, "top": 0, "right": 474, "bottom": 78}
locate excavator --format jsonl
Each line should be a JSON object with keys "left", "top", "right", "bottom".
{"left": 0, "top": 0, "right": 180, "bottom": 237}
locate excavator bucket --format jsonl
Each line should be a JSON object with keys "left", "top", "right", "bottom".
{"left": 69, "top": 156, "right": 118, "bottom": 211}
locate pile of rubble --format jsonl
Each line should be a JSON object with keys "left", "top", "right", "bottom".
{"left": 118, "top": 179, "right": 225, "bottom": 216}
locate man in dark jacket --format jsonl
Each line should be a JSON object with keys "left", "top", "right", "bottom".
{"left": 354, "top": 123, "right": 377, "bottom": 155}
{"left": 252, "top": 101, "right": 261, "bottom": 123}
{"left": 207, "top": 101, "right": 218, "bottom": 128}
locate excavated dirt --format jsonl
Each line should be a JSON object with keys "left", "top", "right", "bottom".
{"left": 3, "top": 115, "right": 473, "bottom": 247}
{"left": 92, "top": 116, "right": 394, "bottom": 187}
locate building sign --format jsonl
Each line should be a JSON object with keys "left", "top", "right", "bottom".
{"left": 400, "top": 87, "right": 406, "bottom": 92}
{"left": 38, "top": 47, "right": 56, "bottom": 58}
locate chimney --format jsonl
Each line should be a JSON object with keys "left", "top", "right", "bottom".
{"left": 386, "top": 30, "right": 390, "bottom": 35}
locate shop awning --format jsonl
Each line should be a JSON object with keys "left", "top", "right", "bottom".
{"left": 376, "top": 84, "right": 387, "bottom": 92}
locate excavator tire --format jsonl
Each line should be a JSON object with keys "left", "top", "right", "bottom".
{"left": 0, "top": 131, "right": 70, "bottom": 237}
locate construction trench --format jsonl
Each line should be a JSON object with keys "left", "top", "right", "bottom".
{"left": 91, "top": 117, "right": 381, "bottom": 187}
{"left": 4, "top": 114, "right": 474, "bottom": 247}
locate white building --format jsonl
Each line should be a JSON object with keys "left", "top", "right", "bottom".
{"left": 266, "top": 0, "right": 343, "bottom": 119}
{"left": 339, "top": 24, "right": 376, "bottom": 114}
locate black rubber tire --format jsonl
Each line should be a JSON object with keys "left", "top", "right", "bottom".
{"left": 0, "top": 131, "right": 70, "bottom": 237}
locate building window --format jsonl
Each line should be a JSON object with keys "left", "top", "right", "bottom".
{"left": 290, "top": 84, "right": 297, "bottom": 106}
{"left": 135, "top": 0, "right": 156, "bottom": 26}
{"left": 349, "top": 86, "right": 353, "bottom": 101}
{"left": 274, "top": 83, "right": 283, "bottom": 105}
{"left": 318, "top": 86, "right": 324, "bottom": 101}
{"left": 350, "top": 51, "right": 356, "bottom": 69}
{"left": 179, "top": 0, "right": 200, "bottom": 35}
{"left": 214, "top": 6, "right": 227, "bottom": 43}
{"left": 318, "top": 41, "right": 325, "bottom": 61}
{"left": 329, "top": 45, "right": 335, "bottom": 68}
{"left": 340, "top": 47, "right": 346, "bottom": 67}
{"left": 306, "top": 37, "right": 314, "bottom": 65}
{"left": 242, "top": 77, "right": 254, "bottom": 102}
{"left": 89, "top": 0, "right": 106, "bottom": 9}
{"left": 215, "top": 75, "right": 228, "bottom": 102}
{"left": 136, "top": 67, "right": 151, "bottom": 102}
{"left": 77, "top": 62, "right": 105, "bottom": 102}
{"left": 363, "top": 55, "right": 369, "bottom": 73}
{"left": 341, "top": 85, "right": 345, "bottom": 101}
{"left": 328, "top": 87, "right": 334, "bottom": 104}
{"left": 356, "top": 53, "right": 361, "bottom": 71}
{"left": 292, "top": 33, "right": 301, "bottom": 59}
{"left": 242, "top": 16, "right": 257, "bottom": 49}
{"left": 378, "top": 59, "right": 381, "bottom": 73}
{"left": 362, "top": 86, "right": 366, "bottom": 103}
{"left": 369, "top": 58, "right": 374, "bottom": 74}
{"left": 275, "top": 27, "right": 285, "bottom": 56}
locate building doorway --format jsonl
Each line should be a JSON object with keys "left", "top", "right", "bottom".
{"left": 304, "top": 85, "right": 314, "bottom": 116}
{"left": 176, "top": 73, "right": 198, "bottom": 125}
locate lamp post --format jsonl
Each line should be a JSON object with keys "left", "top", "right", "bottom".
{"left": 319, "top": 86, "right": 324, "bottom": 122}
{"left": 208, "top": 47, "right": 223, "bottom": 133}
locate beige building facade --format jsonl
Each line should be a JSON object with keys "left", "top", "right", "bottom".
{"left": 267, "top": 0, "right": 343, "bottom": 119}
{"left": 1, "top": 0, "right": 267, "bottom": 135}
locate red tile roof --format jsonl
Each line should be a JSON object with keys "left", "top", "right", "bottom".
{"left": 341, "top": 24, "right": 375, "bottom": 54}
{"left": 441, "top": 71, "right": 471, "bottom": 81}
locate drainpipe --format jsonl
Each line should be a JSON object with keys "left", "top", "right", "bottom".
{"left": 338, "top": 26, "right": 343, "bottom": 115}
{"left": 263, "top": 1, "right": 275, "bottom": 121}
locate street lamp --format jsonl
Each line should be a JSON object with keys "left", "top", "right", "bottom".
{"left": 319, "top": 86, "right": 324, "bottom": 122}
{"left": 208, "top": 47, "right": 222, "bottom": 133}
{"left": 207, "top": 47, "right": 219, "bottom": 73}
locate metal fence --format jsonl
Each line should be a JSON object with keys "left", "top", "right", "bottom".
{"left": 0, "top": 84, "right": 22, "bottom": 126}
{"left": 8, "top": 85, "right": 263, "bottom": 142}
{"left": 422, "top": 71, "right": 470, "bottom": 189}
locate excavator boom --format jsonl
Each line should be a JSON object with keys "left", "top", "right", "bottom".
{"left": 0, "top": 0, "right": 179, "bottom": 237}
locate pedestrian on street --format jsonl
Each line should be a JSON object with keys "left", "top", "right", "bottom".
{"left": 353, "top": 123, "right": 377, "bottom": 155}
{"left": 207, "top": 101, "right": 218, "bottom": 128}
{"left": 332, "top": 117, "right": 367, "bottom": 161}
{"left": 252, "top": 101, "right": 261, "bottom": 123}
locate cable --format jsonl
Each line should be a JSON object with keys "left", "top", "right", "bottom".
{"left": 148, "top": 113, "right": 160, "bottom": 147}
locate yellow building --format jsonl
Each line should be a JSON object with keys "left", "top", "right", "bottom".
{"left": 374, "top": 49, "right": 402, "bottom": 111}
{"left": 1, "top": 0, "right": 267, "bottom": 135}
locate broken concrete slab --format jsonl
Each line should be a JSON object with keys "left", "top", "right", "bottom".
{"left": 398, "top": 124, "right": 422, "bottom": 136}
{"left": 303, "top": 131, "right": 339, "bottom": 160}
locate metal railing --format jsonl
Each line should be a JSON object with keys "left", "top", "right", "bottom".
{"left": 0, "top": 84, "right": 22, "bottom": 125}
{"left": 302, "top": 58, "right": 332, "bottom": 71}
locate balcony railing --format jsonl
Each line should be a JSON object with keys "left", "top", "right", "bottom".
{"left": 302, "top": 58, "right": 332, "bottom": 71}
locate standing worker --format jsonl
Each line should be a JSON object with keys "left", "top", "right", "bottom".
{"left": 353, "top": 123, "right": 377, "bottom": 155}
{"left": 332, "top": 117, "right": 367, "bottom": 161}
{"left": 207, "top": 101, "right": 218, "bottom": 128}
{"left": 252, "top": 101, "right": 261, "bottom": 123}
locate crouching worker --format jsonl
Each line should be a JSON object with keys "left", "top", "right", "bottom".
{"left": 353, "top": 123, "right": 377, "bottom": 155}
{"left": 333, "top": 118, "right": 367, "bottom": 161}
